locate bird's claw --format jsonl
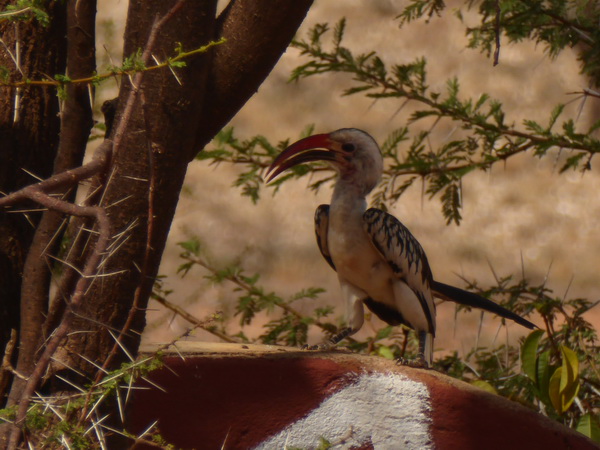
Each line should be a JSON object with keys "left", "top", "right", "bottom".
{"left": 395, "top": 357, "right": 430, "bottom": 369}
{"left": 302, "top": 343, "right": 331, "bottom": 351}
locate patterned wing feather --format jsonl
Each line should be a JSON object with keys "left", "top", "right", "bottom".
{"left": 363, "top": 208, "right": 436, "bottom": 334}
{"left": 315, "top": 204, "right": 336, "bottom": 271}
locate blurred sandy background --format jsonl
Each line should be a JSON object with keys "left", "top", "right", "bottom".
{"left": 96, "top": 1, "right": 600, "bottom": 356}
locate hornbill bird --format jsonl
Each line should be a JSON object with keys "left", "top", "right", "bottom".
{"left": 267, "top": 128, "right": 536, "bottom": 366}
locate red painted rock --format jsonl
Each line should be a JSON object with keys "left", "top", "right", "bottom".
{"left": 126, "top": 342, "right": 597, "bottom": 449}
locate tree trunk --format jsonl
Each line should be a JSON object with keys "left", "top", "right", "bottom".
{"left": 0, "top": 0, "right": 313, "bottom": 446}
{"left": 0, "top": 0, "right": 67, "bottom": 402}
{"left": 49, "top": 0, "right": 218, "bottom": 380}
{"left": 52, "top": 0, "right": 314, "bottom": 381}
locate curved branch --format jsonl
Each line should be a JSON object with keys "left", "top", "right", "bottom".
{"left": 6, "top": 186, "right": 111, "bottom": 450}
{"left": 194, "top": 0, "right": 314, "bottom": 156}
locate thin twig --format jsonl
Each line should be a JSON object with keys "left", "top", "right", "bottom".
{"left": 0, "top": 7, "right": 32, "bottom": 20}
{"left": 0, "top": 330, "right": 23, "bottom": 388}
{"left": 493, "top": 0, "right": 501, "bottom": 66}
{"left": 152, "top": 294, "right": 236, "bottom": 343}
{"left": 0, "top": 38, "right": 225, "bottom": 89}
{"left": 0, "top": 141, "right": 111, "bottom": 209}
{"left": 8, "top": 195, "right": 111, "bottom": 449}
{"left": 184, "top": 254, "right": 343, "bottom": 338}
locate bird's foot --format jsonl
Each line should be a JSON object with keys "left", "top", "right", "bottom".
{"left": 301, "top": 343, "right": 332, "bottom": 351}
{"left": 301, "top": 327, "right": 356, "bottom": 351}
{"left": 394, "top": 357, "right": 430, "bottom": 369}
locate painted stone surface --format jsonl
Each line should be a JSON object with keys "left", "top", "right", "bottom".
{"left": 126, "top": 342, "right": 597, "bottom": 449}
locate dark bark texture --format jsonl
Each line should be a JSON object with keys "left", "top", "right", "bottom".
{"left": 52, "top": 0, "right": 218, "bottom": 377}
{"left": 196, "top": 0, "right": 314, "bottom": 150}
{"left": 0, "top": 0, "right": 313, "bottom": 446}
{"left": 5, "top": 0, "right": 97, "bottom": 409}
{"left": 55, "top": 0, "right": 313, "bottom": 379}
{"left": 0, "top": 0, "right": 67, "bottom": 401}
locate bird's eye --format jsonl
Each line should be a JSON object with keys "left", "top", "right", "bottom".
{"left": 341, "top": 143, "right": 355, "bottom": 152}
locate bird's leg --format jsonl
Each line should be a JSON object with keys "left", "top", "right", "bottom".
{"left": 395, "top": 330, "right": 432, "bottom": 368}
{"left": 304, "top": 287, "right": 365, "bottom": 351}
{"left": 417, "top": 330, "right": 430, "bottom": 366}
{"left": 304, "top": 326, "right": 355, "bottom": 351}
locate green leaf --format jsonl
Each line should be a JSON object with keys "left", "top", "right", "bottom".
{"left": 536, "top": 350, "right": 552, "bottom": 406}
{"left": 377, "top": 345, "right": 395, "bottom": 360}
{"left": 332, "top": 18, "right": 346, "bottom": 49}
{"left": 342, "top": 85, "right": 373, "bottom": 96}
{"left": 0, "top": 65, "right": 9, "bottom": 82}
{"left": 547, "top": 104, "right": 565, "bottom": 131}
{"left": 548, "top": 367, "right": 563, "bottom": 413}
{"left": 375, "top": 326, "right": 393, "bottom": 340}
{"left": 559, "top": 346, "right": 579, "bottom": 393}
{"left": 441, "top": 182, "right": 462, "bottom": 225}
{"left": 176, "top": 261, "right": 194, "bottom": 276}
{"left": 523, "top": 119, "right": 545, "bottom": 135}
{"left": 318, "top": 436, "right": 333, "bottom": 450}
{"left": 548, "top": 346, "right": 580, "bottom": 414}
{"left": 577, "top": 414, "right": 600, "bottom": 443}
{"left": 587, "top": 119, "right": 600, "bottom": 135}
{"left": 195, "top": 149, "right": 233, "bottom": 161}
{"left": 521, "top": 329, "right": 544, "bottom": 382}
{"left": 381, "top": 127, "right": 409, "bottom": 155}
{"left": 471, "top": 380, "right": 498, "bottom": 395}
{"left": 177, "top": 238, "right": 201, "bottom": 256}
{"left": 54, "top": 74, "right": 72, "bottom": 83}
{"left": 474, "top": 93, "right": 490, "bottom": 111}
{"left": 559, "top": 153, "right": 586, "bottom": 173}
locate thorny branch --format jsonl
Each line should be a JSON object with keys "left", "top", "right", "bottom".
{"left": 0, "top": 39, "right": 225, "bottom": 89}
{"left": 0, "top": 145, "right": 110, "bottom": 210}
{"left": 4, "top": 171, "right": 112, "bottom": 449}
{"left": 2, "top": 1, "right": 193, "bottom": 447}
{"left": 92, "top": 0, "right": 189, "bottom": 384}
{"left": 83, "top": 0, "right": 196, "bottom": 430}
{"left": 0, "top": 330, "right": 19, "bottom": 390}
{"left": 179, "top": 253, "right": 348, "bottom": 340}
{"left": 13, "top": 0, "right": 98, "bottom": 416}
{"left": 152, "top": 294, "right": 236, "bottom": 343}
{"left": 493, "top": 0, "right": 501, "bottom": 66}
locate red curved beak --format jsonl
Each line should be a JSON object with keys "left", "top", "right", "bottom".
{"left": 266, "top": 133, "right": 342, "bottom": 182}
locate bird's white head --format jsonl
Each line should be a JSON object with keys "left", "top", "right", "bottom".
{"left": 267, "top": 128, "right": 383, "bottom": 196}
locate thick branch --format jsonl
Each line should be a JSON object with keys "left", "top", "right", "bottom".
{"left": 10, "top": 0, "right": 98, "bottom": 412}
{"left": 5, "top": 0, "right": 192, "bottom": 443}
{"left": 0, "top": 0, "right": 67, "bottom": 413}
{"left": 48, "top": 0, "right": 217, "bottom": 411}
{"left": 0, "top": 142, "right": 111, "bottom": 209}
{"left": 194, "top": 0, "right": 314, "bottom": 156}
{"left": 95, "top": 0, "right": 191, "bottom": 378}
{"left": 42, "top": 1, "right": 192, "bottom": 339}
{"left": 0, "top": 140, "right": 111, "bottom": 450}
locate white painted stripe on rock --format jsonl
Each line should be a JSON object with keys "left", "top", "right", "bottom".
{"left": 255, "top": 372, "right": 432, "bottom": 450}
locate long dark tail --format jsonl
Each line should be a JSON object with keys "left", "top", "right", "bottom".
{"left": 431, "top": 281, "right": 536, "bottom": 330}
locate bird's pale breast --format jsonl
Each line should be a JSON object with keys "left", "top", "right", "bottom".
{"left": 327, "top": 222, "right": 396, "bottom": 307}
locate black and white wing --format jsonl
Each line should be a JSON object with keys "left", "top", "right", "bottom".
{"left": 362, "top": 207, "right": 436, "bottom": 336}
{"left": 314, "top": 204, "right": 336, "bottom": 271}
